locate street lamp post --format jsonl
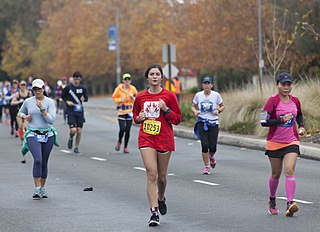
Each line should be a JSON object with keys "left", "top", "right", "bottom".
{"left": 86, "top": 0, "right": 121, "bottom": 85}
{"left": 258, "top": 0, "right": 263, "bottom": 94}
{"left": 115, "top": 7, "right": 120, "bottom": 85}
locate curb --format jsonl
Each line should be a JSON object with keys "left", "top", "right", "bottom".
{"left": 173, "top": 126, "right": 320, "bottom": 161}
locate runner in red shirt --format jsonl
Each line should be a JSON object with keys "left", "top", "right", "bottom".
{"left": 133, "top": 64, "right": 181, "bottom": 227}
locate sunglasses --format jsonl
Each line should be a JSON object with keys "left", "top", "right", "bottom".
{"left": 123, "top": 78, "right": 131, "bottom": 81}
{"left": 32, "top": 87, "right": 43, "bottom": 91}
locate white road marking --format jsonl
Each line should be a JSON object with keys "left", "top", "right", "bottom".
{"left": 134, "top": 167, "right": 146, "bottom": 172}
{"left": 168, "top": 173, "right": 175, "bottom": 176}
{"left": 187, "top": 143, "right": 194, "bottom": 146}
{"left": 277, "top": 197, "right": 313, "bottom": 204}
{"left": 91, "top": 157, "right": 106, "bottom": 161}
{"left": 193, "top": 180, "right": 220, "bottom": 186}
{"left": 60, "top": 150, "right": 72, "bottom": 153}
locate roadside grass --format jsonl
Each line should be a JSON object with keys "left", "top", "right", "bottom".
{"left": 180, "top": 79, "right": 320, "bottom": 137}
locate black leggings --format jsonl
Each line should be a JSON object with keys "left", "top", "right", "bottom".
{"left": 9, "top": 105, "right": 18, "bottom": 130}
{"left": 197, "top": 122, "right": 219, "bottom": 154}
{"left": 0, "top": 105, "right": 3, "bottom": 120}
{"left": 117, "top": 115, "right": 133, "bottom": 148}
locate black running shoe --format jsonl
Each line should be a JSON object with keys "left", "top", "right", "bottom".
{"left": 158, "top": 198, "right": 167, "bottom": 215}
{"left": 67, "top": 137, "right": 73, "bottom": 149}
{"left": 148, "top": 213, "right": 160, "bottom": 227}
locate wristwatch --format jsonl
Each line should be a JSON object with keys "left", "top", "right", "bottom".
{"left": 164, "top": 108, "right": 171, "bottom": 114}
{"left": 40, "top": 108, "right": 46, "bottom": 113}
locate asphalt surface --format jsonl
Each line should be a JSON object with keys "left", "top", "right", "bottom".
{"left": 0, "top": 97, "right": 319, "bottom": 232}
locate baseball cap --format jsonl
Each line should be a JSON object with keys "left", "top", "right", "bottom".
{"left": 32, "top": 79, "right": 45, "bottom": 88}
{"left": 122, "top": 73, "right": 131, "bottom": 80}
{"left": 20, "top": 81, "right": 26, "bottom": 86}
{"left": 276, "top": 73, "right": 293, "bottom": 83}
{"left": 202, "top": 76, "right": 212, "bottom": 84}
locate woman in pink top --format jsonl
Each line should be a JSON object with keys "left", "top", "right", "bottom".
{"left": 261, "top": 73, "right": 305, "bottom": 217}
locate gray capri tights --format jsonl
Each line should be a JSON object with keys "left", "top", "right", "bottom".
{"left": 27, "top": 136, "right": 54, "bottom": 178}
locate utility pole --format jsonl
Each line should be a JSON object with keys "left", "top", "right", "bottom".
{"left": 258, "top": 0, "right": 264, "bottom": 95}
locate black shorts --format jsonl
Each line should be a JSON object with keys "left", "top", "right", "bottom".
{"left": 265, "top": 145, "right": 300, "bottom": 158}
{"left": 68, "top": 114, "right": 85, "bottom": 128}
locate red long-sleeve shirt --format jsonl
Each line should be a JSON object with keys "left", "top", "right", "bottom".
{"left": 133, "top": 88, "right": 181, "bottom": 151}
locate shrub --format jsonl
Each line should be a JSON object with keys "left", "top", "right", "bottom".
{"left": 179, "top": 102, "right": 195, "bottom": 127}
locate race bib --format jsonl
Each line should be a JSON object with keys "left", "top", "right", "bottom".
{"left": 34, "top": 132, "right": 48, "bottom": 143}
{"left": 143, "top": 120, "right": 161, "bottom": 135}
{"left": 74, "top": 104, "right": 83, "bottom": 112}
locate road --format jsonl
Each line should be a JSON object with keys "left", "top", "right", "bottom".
{"left": 0, "top": 105, "right": 319, "bottom": 232}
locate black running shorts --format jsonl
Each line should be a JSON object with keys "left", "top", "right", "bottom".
{"left": 265, "top": 145, "right": 300, "bottom": 158}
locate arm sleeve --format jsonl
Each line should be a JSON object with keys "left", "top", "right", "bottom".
{"left": 217, "top": 93, "right": 223, "bottom": 105}
{"left": 111, "top": 87, "right": 122, "bottom": 104}
{"left": 164, "top": 92, "right": 181, "bottom": 125}
{"left": 61, "top": 86, "right": 68, "bottom": 102}
{"left": 43, "top": 99, "right": 56, "bottom": 124}
{"left": 295, "top": 98, "right": 304, "bottom": 128}
{"left": 260, "top": 97, "right": 283, "bottom": 127}
{"left": 133, "top": 96, "right": 142, "bottom": 124}
{"left": 19, "top": 101, "right": 28, "bottom": 118}
{"left": 83, "top": 87, "right": 89, "bottom": 102}
{"left": 192, "top": 93, "right": 198, "bottom": 105}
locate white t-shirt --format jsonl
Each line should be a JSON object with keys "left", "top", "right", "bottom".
{"left": 193, "top": 90, "right": 223, "bottom": 122}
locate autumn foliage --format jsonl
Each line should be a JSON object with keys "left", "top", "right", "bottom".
{"left": 0, "top": 0, "right": 319, "bottom": 90}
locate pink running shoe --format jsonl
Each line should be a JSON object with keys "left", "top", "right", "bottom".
{"left": 123, "top": 148, "right": 129, "bottom": 153}
{"left": 285, "top": 201, "right": 298, "bottom": 217}
{"left": 268, "top": 197, "right": 279, "bottom": 215}
{"left": 115, "top": 142, "right": 121, "bottom": 151}
{"left": 209, "top": 154, "right": 216, "bottom": 169}
{"left": 203, "top": 166, "right": 210, "bottom": 175}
